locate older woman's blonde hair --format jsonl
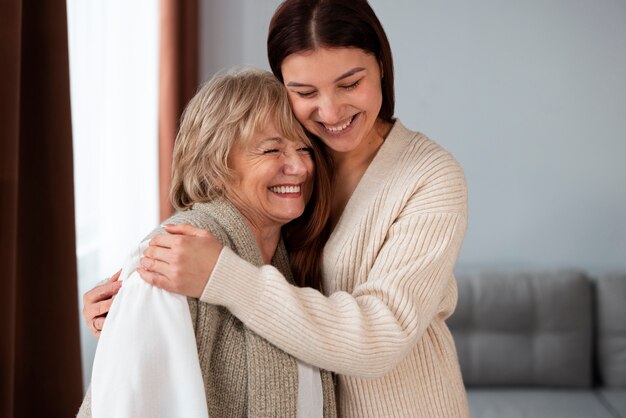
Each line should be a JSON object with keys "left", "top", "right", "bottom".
{"left": 171, "top": 66, "right": 313, "bottom": 211}
{"left": 170, "top": 67, "right": 333, "bottom": 290}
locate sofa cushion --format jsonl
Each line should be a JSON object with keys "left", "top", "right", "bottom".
{"left": 468, "top": 389, "right": 616, "bottom": 418}
{"left": 599, "top": 389, "right": 626, "bottom": 417}
{"left": 596, "top": 273, "right": 626, "bottom": 387}
{"left": 449, "top": 270, "right": 593, "bottom": 387}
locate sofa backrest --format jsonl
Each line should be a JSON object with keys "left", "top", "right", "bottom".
{"left": 595, "top": 273, "right": 626, "bottom": 387}
{"left": 448, "top": 269, "right": 593, "bottom": 387}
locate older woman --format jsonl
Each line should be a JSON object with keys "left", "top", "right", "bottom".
{"left": 77, "top": 67, "right": 336, "bottom": 417}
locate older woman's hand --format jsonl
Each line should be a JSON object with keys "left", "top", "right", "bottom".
{"left": 83, "top": 270, "right": 122, "bottom": 337}
{"left": 138, "top": 224, "right": 223, "bottom": 298}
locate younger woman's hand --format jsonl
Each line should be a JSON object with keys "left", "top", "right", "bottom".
{"left": 138, "top": 224, "right": 223, "bottom": 298}
{"left": 82, "top": 270, "right": 122, "bottom": 337}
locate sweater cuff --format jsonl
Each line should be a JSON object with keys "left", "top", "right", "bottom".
{"left": 200, "top": 246, "right": 264, "bottom": 322}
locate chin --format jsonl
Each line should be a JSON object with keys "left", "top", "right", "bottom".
{"left": 283, "top": 207, "right": 306, "bottom": 221}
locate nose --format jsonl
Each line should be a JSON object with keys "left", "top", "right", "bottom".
{"left": 282, "top": 151, "right": 309, "bottom": 177}
{"left": 317, "top": 94, "right": 342, "bottom": 125}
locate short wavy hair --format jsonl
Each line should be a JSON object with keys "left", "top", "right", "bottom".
{"left": 170, "top": 67, "right": 333, "bottom": 289}
{"left": 171, "top": 67, "right": 313, "bottom": 210}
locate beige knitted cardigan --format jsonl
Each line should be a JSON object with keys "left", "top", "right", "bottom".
{"left": 77, "top": 198, "right": 336, "bottom": 417}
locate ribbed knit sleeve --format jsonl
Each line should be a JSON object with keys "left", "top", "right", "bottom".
{"left": 201, "top": 121, "right": 468, "bottom": 380}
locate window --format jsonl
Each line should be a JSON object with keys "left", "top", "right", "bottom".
{"left": 66, "top": 0, "right": 160, "bottom": 389}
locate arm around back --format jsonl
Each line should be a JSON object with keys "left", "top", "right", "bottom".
{"left": 201, "top": 126, "right": 468, "bottom": 378}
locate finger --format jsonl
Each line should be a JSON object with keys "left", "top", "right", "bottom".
{"left": 89, "top": 279, "right": 122, "bottom": 302}
{"left": 162, "top": 223, "right": 210, "bottom": 237}
{"left": 96, "top": 268, "right": 122, "bottom": 286}
{"left": 139, "top": 256, "right": 171, "bottom": 277}
{"left": 93, "top": 316, "right": 106, "bottom": 333}
{"left": 83, "top": 299, "right": 112, "bottom": 330}
{"left": 137, "top": 267, "right": 174, "bottom": 292}
{"left": 109, "top": 269, "right": 122, "bottom": 283}
{"left": 84, "top": 297, "right": 115, "bottom": 321}
{"left": 91, "top": 325, "right": 100, "bottom": 338}
{"left": 83, "top": 280, "right": 122, "bottom": 305}
{"left": 143, "top": 245, "right": 174, "bottom": 263}
{"left": 149, "top": 232, "right": 180, "bottom": 249}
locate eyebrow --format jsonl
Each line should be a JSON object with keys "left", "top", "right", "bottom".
{"left": 285, "top": 67, "right": 366, "bottom": 88}
{"left": 258, "top": 137, "right": 283, "bottom": 145}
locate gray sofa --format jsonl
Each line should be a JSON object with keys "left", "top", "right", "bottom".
{"left": 448, "top": 270, "right": 626, "bottom": 418}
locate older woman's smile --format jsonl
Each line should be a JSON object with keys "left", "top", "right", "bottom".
{"left": 227, "top": 122, "right": 315, "bottom": 232}
{"left": 269, "top": 183, "right": 304, "bottom": 195}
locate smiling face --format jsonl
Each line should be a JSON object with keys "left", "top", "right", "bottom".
{"left": 281, "top": 47, "right": 386, "bottom": 157}
{"left": 226, "top": 121, "right": 315, "bottom": 232}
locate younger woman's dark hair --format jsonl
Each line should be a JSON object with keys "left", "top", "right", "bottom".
{"left": 282, "top": 136, "right": 333, "bottom": 291}
{"left": 267, "top": 0, "right": 395, "bottom": 122}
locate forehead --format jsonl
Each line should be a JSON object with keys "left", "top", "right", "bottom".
{"left": 240, "top": 120, "right": 309, "bottom": 148}
{"left": 281, "top": 47, "right": 378, "bottom": 82}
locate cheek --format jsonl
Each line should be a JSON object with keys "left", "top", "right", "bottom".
{"left": 367, "top": 82, "right": 384, "bottom": 110}
{"left": 306, "top": 159, "right": 315, "bottom": 180}
{"left": 289, "top": 98, "right": 313, "bottom": 125}
{"left": 307, "top": 161, "right": 316, "bottom": 197}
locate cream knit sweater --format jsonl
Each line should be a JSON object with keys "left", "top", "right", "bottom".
{"left": 201, "top": 120, "right": 469, "bottom": 417}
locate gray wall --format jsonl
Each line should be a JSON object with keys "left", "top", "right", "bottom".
{"left": 200, "top": 0, "right": 626, "bottom": 275}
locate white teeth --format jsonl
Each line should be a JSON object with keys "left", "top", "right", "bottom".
{"left": 324, "top": 117, "right": 352, "bottom": 132}
{"left": 270, "top": 185, "right": 301, "bottom": 194}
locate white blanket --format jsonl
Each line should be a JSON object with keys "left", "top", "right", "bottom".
{"left": 90, "top": 241, "right": 209, "bottom": 418}
{"left": 89, "top": 241, "right": 324, "bottom": 417}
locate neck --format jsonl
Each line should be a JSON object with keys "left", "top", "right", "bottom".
{"left": 327, "top": 119, "right": 393, "bottom": 228}
{"left": 249, "top": 224, "right": 281, "bottom": 264}
{"left": 227, "top": 197, "right": 281, "bottom": 264}
{"left": 331, "top": 118, "right": 392, "bottom": 170}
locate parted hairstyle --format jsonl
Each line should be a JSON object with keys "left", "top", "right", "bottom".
{"left": 267, "top": 0, "right": 395, "bottom": 122}
{"left": 170, "top": 67, "right": 332, "bottom": 289}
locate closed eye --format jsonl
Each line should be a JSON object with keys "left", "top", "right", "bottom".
{"left": 295, "top": 90, "right": 316, "bottom": 98}
{"left": 297, "top": 147, "right": 313, "bottom": 154}
{"left": 262, "top": 149, "right": 280, "bottom": 155}
{"left": 341, "top": 80, "right": 360, "bottom": 91}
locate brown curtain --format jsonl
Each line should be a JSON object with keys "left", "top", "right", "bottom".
{"left": 159, "top": 0, "right": 199, "bottom": 221}
{"left": 0, "top": 0, "right": 83, "bottom": 417}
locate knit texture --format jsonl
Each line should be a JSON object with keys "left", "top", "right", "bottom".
{"left": 202, "top": 120, "right": 469, "bottom": 417}
{"left": 77, "top": 198, "right": 336, "bottom": 418}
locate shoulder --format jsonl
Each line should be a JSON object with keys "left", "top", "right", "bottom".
{"left": 142, "top": 205, "right": 234, "bottom": 248}
{"left": 384, "top": 120, "right": 465, "bottom": 189}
